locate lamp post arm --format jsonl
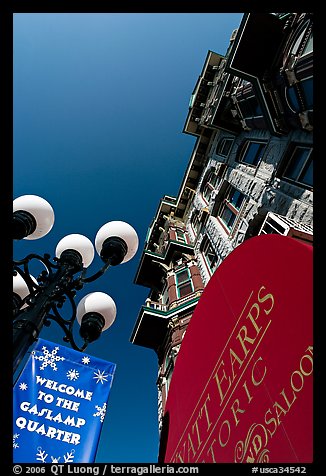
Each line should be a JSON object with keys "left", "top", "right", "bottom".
{"left": 80, "top": 261, "right": 111, "bottom": 283}
{"left": 44, "top": 289, "right": 88, "bottom": 352}
{"left": 13, "top": 260, "right": 78, "bottom": 374}
{"left": 45, "top": 312, "right": 88, "bottom": 352}
{"left": 14, "top": 253, "right": 59, "bottom": 271}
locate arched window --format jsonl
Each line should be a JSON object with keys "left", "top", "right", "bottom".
{"left": 281, "top": 17, "right": 313, "bottom": 125}
{"left": 285, "top": 22, "right": 313, "bottom": 62}
{"left": 286, "top": 77, "right": 313, "bottom": 113}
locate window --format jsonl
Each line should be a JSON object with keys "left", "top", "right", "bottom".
{"left": 164, "top": 351, "right": 174, "bottom": 395}
{"left": 282, "top": 21, "right": 313, "bottom": 71}
{"left": 302, "top": 31, "right": 313, "bottom": 56}
{"left": 238, "top": 96, "right": 263, "bottom": 119}
{"left": 175, "top": 229, "right": 186, "bottom": 243}
{"left": 202, "top": 170, "right": 219, "bottom": 203}
{"left": 176, "top": 268, "right": 193, "bottom": 298}
{"left": 238, "top": 141, "right": 266, "bottom": 166}
{"left": 191, "top": 210, "right": 201, "bottom": 235}
{"left": 201, "top": 237, "right": 219, "bottom": 274}
{"left": 220, "top": 207, "right": 236, "bottom": 229}
{"left": 218, "top": 186, "right": 245, "bottom": 231}
{"left": 286, "top": 77, "right": 313, "bottom": 113}
{"left": 201, "top": 165, "right": 227, "bottom": 204}
{"left": 161, "top": 283, "right": 169, "bottom": 307}
{"left": 290, "top": 26, "right": 313, "bottom": 58}
{"left": 216, "top": 138, "right": 234, "bottom": 157}
{"left": 281, "top": 145, "right": 313, "bottom": 188}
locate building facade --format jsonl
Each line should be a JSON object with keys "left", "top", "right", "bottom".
{"left": 130, "top": 12, "right": 313, "bottom": 438}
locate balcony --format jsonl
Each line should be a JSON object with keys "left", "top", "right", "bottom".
{"left": 183, "top": 51, "right": 224, "bottom": 136}
{"left": 134, "top": 239, "right": 194, "bottom": 289}
{"left": 130, "top": 296, "right": 200, "bottom": 351}
{"left": 224, "top": 13, "right": 289, "bottom": 135}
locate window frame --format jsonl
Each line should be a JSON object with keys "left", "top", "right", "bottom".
{"left": 237, "top": 94, "right": 263, "bottom": 121}
{"left": 200, "top": 164, "right": 227, "bottom": 205}
{"left": 216, "top": 137, "right": 234, "bottom": 157}
{"left": 190, "top": 210, "right": 201, "bottom": 236}
{"left": 164, "top": 350, "right": 174, "bottom": 395}
{"left": 280, "top": 144, "right": 313, "bottom": 189}
{"left": 175, "top": 229, "right": 186, "bottom": 243}
{"left": 286, "top": 75, "right": 313, "bottom": 114}
{"left": 175, "top": 268, "right": 194, "bottom": 298}
{"left": 217, "top": 185, "right": 245, "bottom": 232}
{"left": 285, "top": 20, "right": 313, "bottom": 63}
{"left": 202, "top": 170, "right": 219, "bottom": 203}
{"left": 201, "top": 237, "right": 219, "bottom": 275}
{"left": 238, "top": 140, "right": 266, "bottom": 167}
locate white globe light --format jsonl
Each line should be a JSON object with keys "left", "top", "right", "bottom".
{"left": 13, "top": 273, "right": 38, "bottom": 308}
{"left": 76, "top": 292, "right": 116, "bottom": 332}
{"left": 95, "top": 221, "right": 139, "bottom": 264}
{"left": 13, "top": 195, "right": 55, "bottom": 240}
{"left": 55, "top": 234, "right": 94, "bottom": 268}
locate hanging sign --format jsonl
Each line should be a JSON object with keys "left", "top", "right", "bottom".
{"left": 13, "top": 338, "right": 116, "bottom": 463}
{"left": 160, "top": 234, "right": 313, "bottom": 463}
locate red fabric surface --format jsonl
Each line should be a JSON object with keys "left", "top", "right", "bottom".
{"left": 163, "top": 234, "right": 313, "bottom": 463}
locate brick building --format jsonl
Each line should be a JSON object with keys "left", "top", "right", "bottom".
{"left": 130, "top": 12, "right": 313, "bottom": 436}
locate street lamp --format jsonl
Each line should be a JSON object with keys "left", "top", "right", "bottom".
{"left": 13, "top": 194, "right": 139, "bottom": 374}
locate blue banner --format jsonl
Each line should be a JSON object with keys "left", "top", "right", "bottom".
{"left": 13, "top": 338, "right": 116, "bottom": 463}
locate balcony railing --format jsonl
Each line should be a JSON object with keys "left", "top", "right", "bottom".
{"left": 145, "top": 299, "right": 167, "bottom": 312}
{"left": 144, "top": 290, "right": 203, "bottom": 315}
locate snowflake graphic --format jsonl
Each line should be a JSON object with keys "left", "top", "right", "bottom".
{"left": 93, "top": 402, "right": 107, "bottom": 422}
{"left": 63, "top": 450, "right": 75, "bottom": 463}
{"left": 13, "top": 433, "right": 20, "bottom": 449}
{"left": 36, "top": 447, "right": 75, "bottom": 463}
{"left": 34, "top": 345, "right": 65, "bottom": 371}
{"left": 82, "top": 356, "right": 91, "bottom": 365}
{"left": 67, "top": 369, "right": 79, "bottom": 381}
{"left": 93, "top": 369, "right": 109, "bottom": 384}
{"left": 36, "top": 447, "right": 48, "bottom": 463}
{"left": 19, "top": 382, "right": 28, "bottom": 391}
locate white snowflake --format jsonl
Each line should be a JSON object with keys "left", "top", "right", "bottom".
{"left": 67, "top": 369, "right": 79, "bottom": 381}
{"left": 34, "top": 345, "right": 65, "bottom": 371}
{"left": 64, "top": 450, "right": 75, "bottom": 462}
{"left": 93, "top": 402, "right": 107, "bottom": 422}
{"left": 36, "top": 447, "right": 75, "bottom": 463}
{"left": 36, "top": 447, "right": 48, "bottom": 463}
{"left": 19, "top": 382, "right": 28, "bottom": 390}
{"left": 13, "top": 433, "right": 20, "bottom": 449}
{"left": 93, "top": 369, "right": 109, "bottom": 384}
{"left": 82, "top": 356, "right": 91, "bottom": 364}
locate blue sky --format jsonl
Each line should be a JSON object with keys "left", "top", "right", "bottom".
{"left": 13, "top": 12, "right": 243, "bottom": 463}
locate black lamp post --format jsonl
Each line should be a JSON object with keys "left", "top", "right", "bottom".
{"left": 13, "top": 194, "right": 139, "bottom": 374}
